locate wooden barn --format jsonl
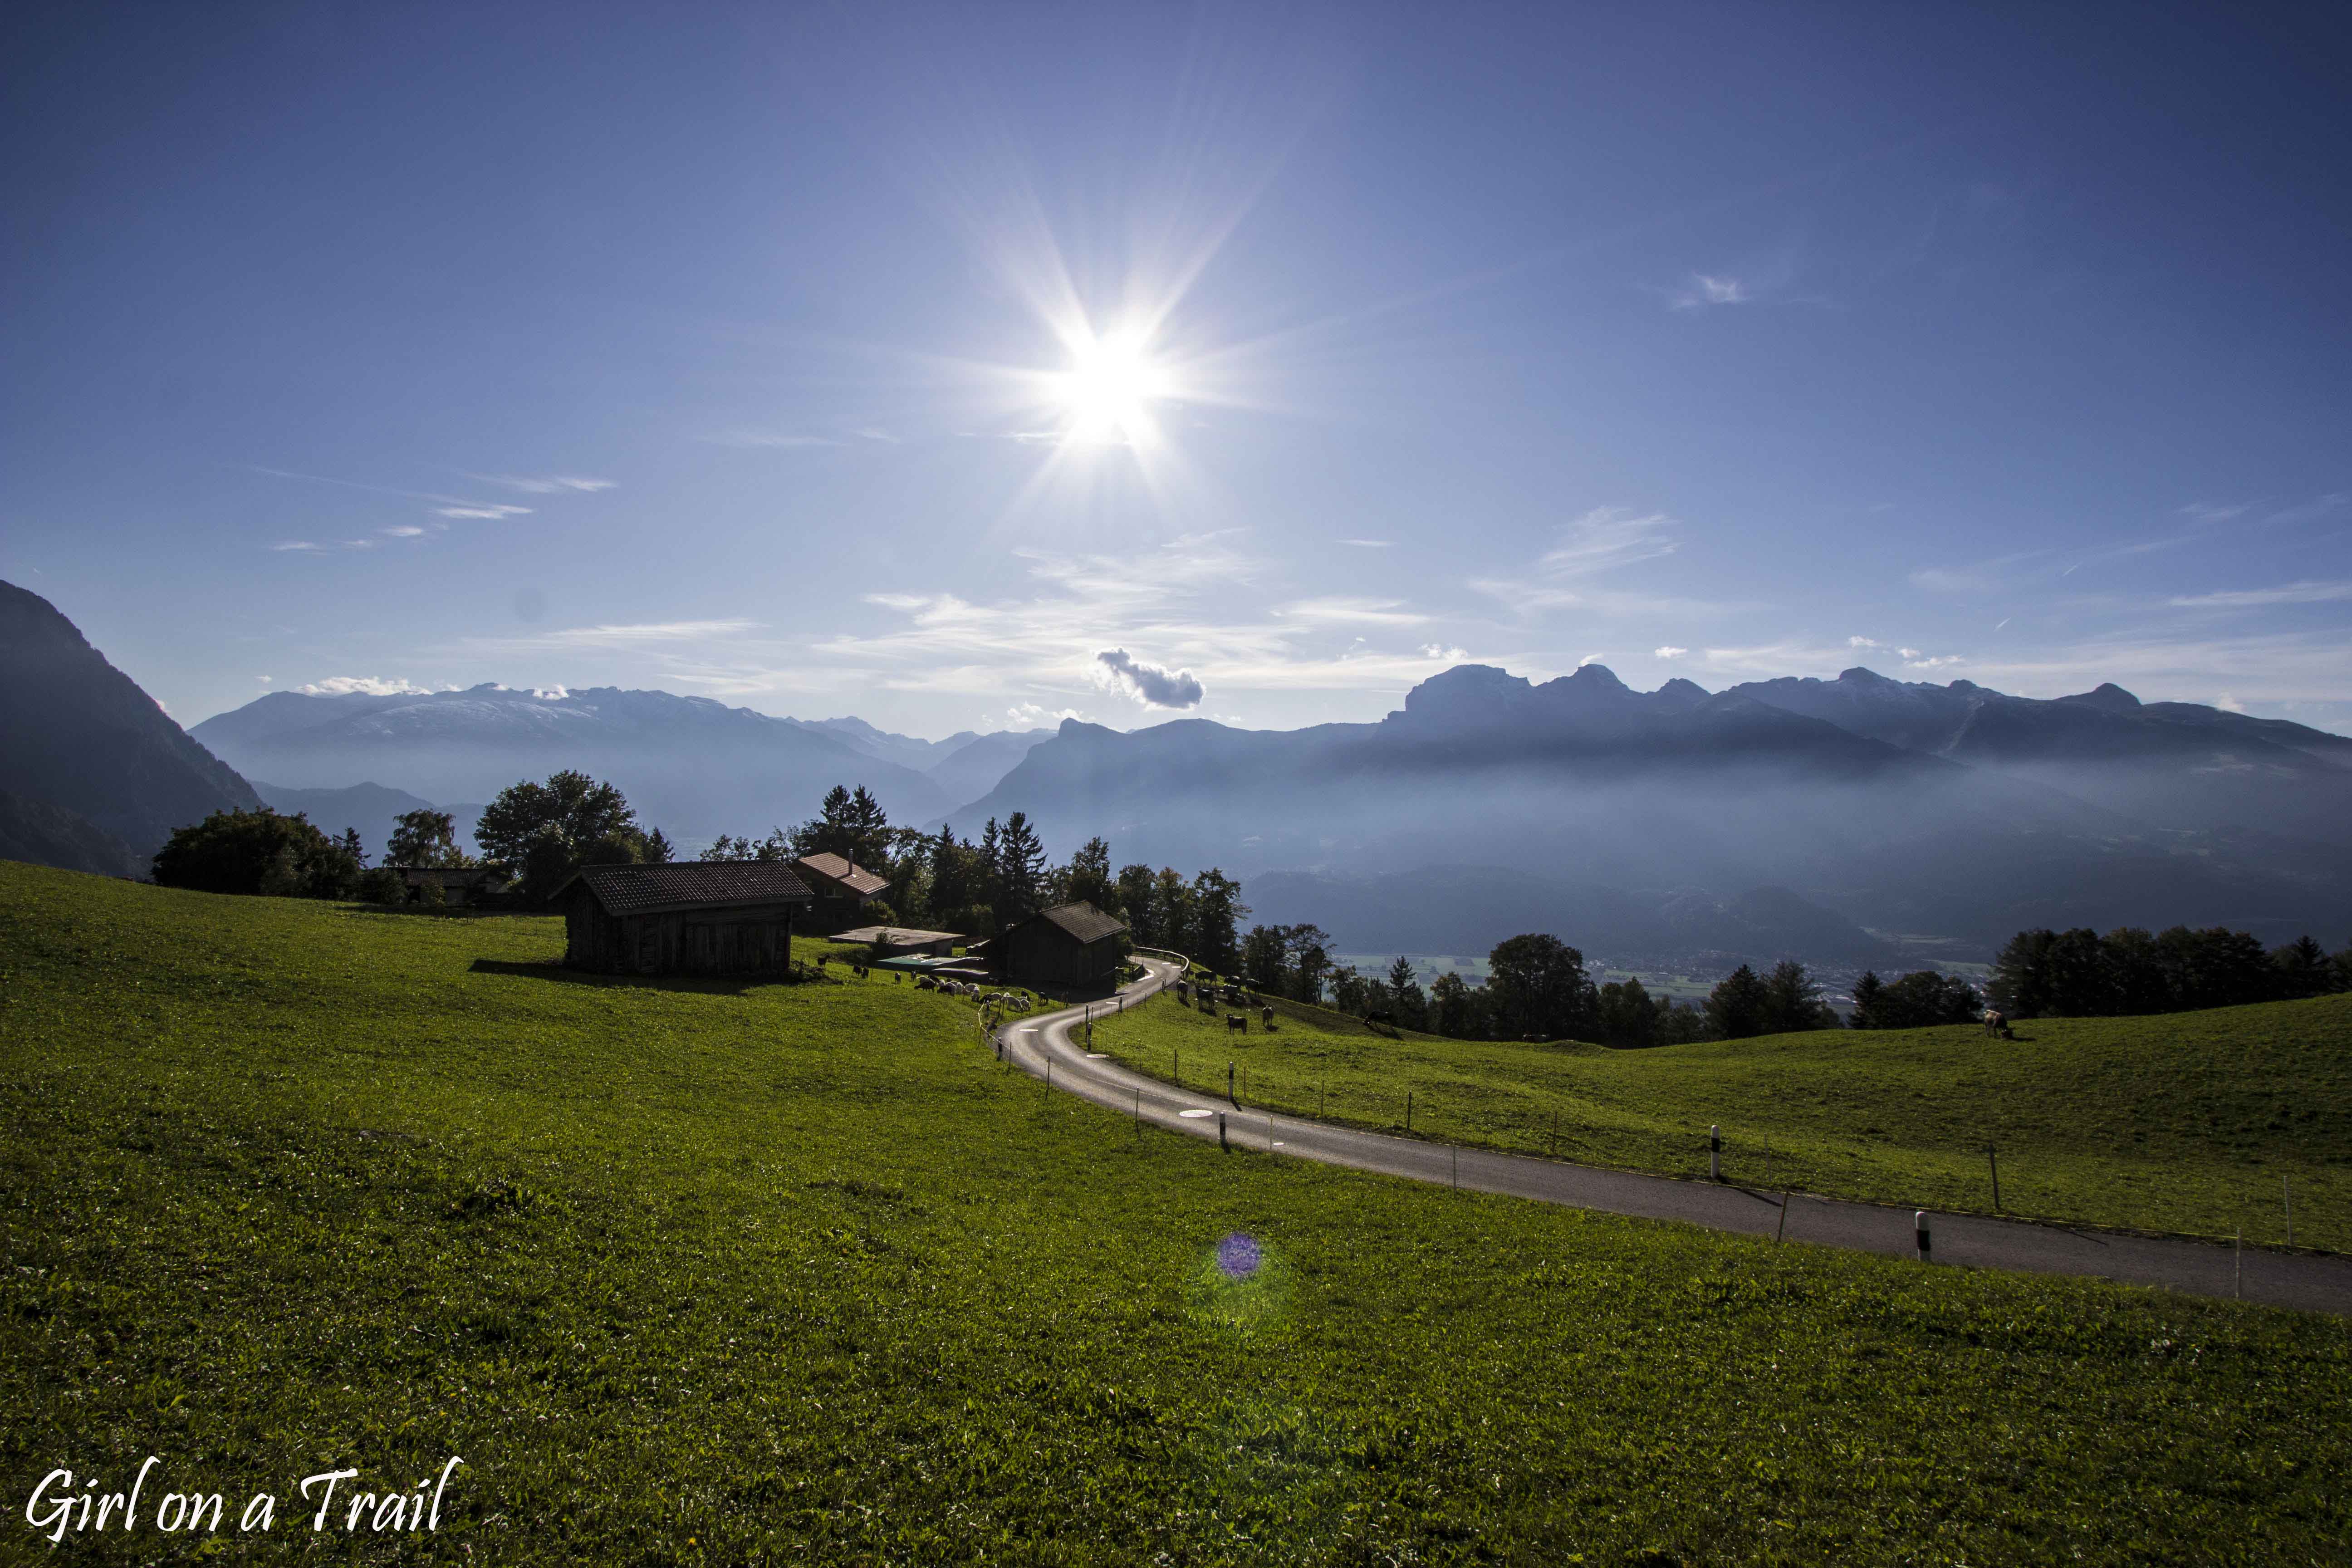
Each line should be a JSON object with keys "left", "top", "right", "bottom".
{"left": 552, "top": 862, "right": 813, "bottom": 976}
{"left": 998, "top": 902, "right": 1128, "bottom": 990}
{"left": 788, "top": 852, "right": 892, "bottom": 934}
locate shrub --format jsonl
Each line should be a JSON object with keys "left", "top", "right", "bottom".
{"left": 151, "top": 809, "right": 360, "bottom": 899}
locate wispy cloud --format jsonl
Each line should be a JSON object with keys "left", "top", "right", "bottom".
{"left": 1472, "top": 509, "right": 1716, "bottom": 617}
{"left": 1336, "top": 538, "right": 1393, "bottom": 548}
{"left": 1654, "top": 645, "right": 1688, "bottom": 659}
{"left": 1847, "top": 635, "right": 1882, "bottom": 648}
{"left": 1909, "top": 549, "right": 2047, "bottom": 595}
{"left": 2169, "top": 579, "right": 2352, "bottom": 609}
{"left": 472, "top": 474, "right": 616, "bottom": 494}
{"left": 270, "top": 540, "right": 323, "bottom": 552}
{"left": 705, "top": 431, "right": 846, "bottom": 449}
{"left": 433, "top": 504, "right": 533, "bottom": 520}
{"left": 701, "top": 428, "right": 901, "bottom": 450}
{"left": 249, "top": 463, "right": 579, "bottom": 541}
{"left": 1669, "top": 273, "right": 1750, "bottom": 310}
{"left": 483, "top": 619, "right": 765, "bottom": 650}
{"left": 1275, "top": 596, "right": 1428, "bottom": 626}
{"left": 1539, "top": 508, "right": 1678, "bottom": 577}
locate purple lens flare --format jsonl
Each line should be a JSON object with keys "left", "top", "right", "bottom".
{"left": 1215, "top": 1232, "right": 1262, "bottom": 1279}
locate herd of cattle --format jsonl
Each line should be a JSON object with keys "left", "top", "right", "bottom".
{"left": 1170, "top": 976, "right": 1278, "bottom": 1034}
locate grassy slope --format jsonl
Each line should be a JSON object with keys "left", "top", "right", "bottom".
{"left": 0, "top": 861, "right": 2343, "bottom": 1566}
{"left": 1093, "top": 983, "right": 2352, "bottom": 1250}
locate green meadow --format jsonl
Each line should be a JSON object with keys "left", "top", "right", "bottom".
{"left": 3, "top": 860, "right": 2348, "bottom": 1564}
{"left": 1097, "top": 980, "right": 2352, "bottom": 1252}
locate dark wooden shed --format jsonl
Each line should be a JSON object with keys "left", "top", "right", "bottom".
{"left": 999, "top": 902, "right": 1128, "bottom": 990}
{"left": 552, "top": 862, "right": 813, "bottom": 976}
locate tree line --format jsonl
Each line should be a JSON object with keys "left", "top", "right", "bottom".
{"left": 1985, "top": 924, "right": 2351, "bottom": 1018}
{"left": 148, "top": 769, "right": 673, "bottom": 904}
{"left": 1230, "top": 926, "right": 1842, "bottom": 1047}
{"left": 700, "top": 784, "right": 1250, "bottom": 953}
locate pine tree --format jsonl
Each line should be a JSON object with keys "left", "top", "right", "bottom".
{"left": 991, "top": 812, "right": 1046, "bottom": 932}
{"left": 1386, "top": 956, "right": 1428, "bottom": 1030}
{"left": 1849, "top": 970, "right": 1884, "bottom": 1029}
{"left": 1761, "top": 959, "right": 1836, "bottom": 1033}
{"left": 1704, "top": 964, "right": 1769, "bottom": 1040}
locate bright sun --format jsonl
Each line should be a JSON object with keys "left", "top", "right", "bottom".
{"left": 1054, "top": 328, "right": 1170, "bottom": 446}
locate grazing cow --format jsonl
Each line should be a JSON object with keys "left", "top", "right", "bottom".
{"left": 1226, "top": 1013, "right": 1247, "bottom": 1033}
{"left": 917, "top": 976, "right": 936, "bottom": 991}
{"left": 1260, "top": 1004, "right": 1275, "bottom": 1029}
{"left": 1982, "top": 1009, "right": 2011, "bottom": 1039}
{"left": 1365, "top": 1009, "right": 1395, "bottom": 1027}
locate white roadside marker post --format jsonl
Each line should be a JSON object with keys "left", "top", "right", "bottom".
{"left": 1915, "top": 1210, "right": 1931, "bottom": 1263}
{"left": 1219, "top": 1113, "right": 1229, "bottom": 1152}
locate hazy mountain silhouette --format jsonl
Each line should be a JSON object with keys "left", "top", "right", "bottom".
{"left": 192, "top": 684, "right": 957, "bottom": 846}
{"left": 247, "top": 780, "right": 486, "bottom": 864}
{"left": 0, "top": 789, "right": 143, "bottom": 878}
{"left": 781, "top": 716, "right": 1055, "bottom": 806}
{"left": 920, "top": 729, "right": 1057, "bottom": 808}
{"left": 946, "top": 662, "right": 2352, "bottom": 955}
{"left": 1728, "top": 667, "right": 2352, "bottom": 846}
{"left": 0, "top": 581, "right": 261, "bottom": 862}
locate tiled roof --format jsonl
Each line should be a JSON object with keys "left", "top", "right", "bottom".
{"left": 1027, "top": 901, "right": 1128, "bottom": 945}
{"left": 790, "top": 852, "right": 892, "bottom": 897}
{"left": 557, "top": 861, "right": 813, "bottom": 916}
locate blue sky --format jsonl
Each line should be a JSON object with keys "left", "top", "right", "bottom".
{"left": 6, "top": 2, "right": 2348, "bottom": 735}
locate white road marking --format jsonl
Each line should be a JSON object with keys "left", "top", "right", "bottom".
{"left": 1178, "top": 1109, "right": 1215, "bottom": 1119}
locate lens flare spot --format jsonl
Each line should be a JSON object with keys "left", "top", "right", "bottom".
{"left": 1188, "top": 1230, "right": 1287, "bottom": 1337}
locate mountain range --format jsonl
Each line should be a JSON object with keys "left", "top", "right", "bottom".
{"left": 189, "top": 685, "right": 1052, "bottom": 849}
{"left": 945, "top": 662, "right": 2352, "bottom": 956}
{"left": 5, "top": 576, "right": 2346, "bottom": 964}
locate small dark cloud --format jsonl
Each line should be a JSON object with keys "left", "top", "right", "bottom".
{"left": 1095, "top": 648, "right": 1205, "bottom": 709}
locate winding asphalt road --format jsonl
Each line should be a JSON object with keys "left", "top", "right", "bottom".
{"left": 997, "top": 958, "right": 2352, "bottom": 1316}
